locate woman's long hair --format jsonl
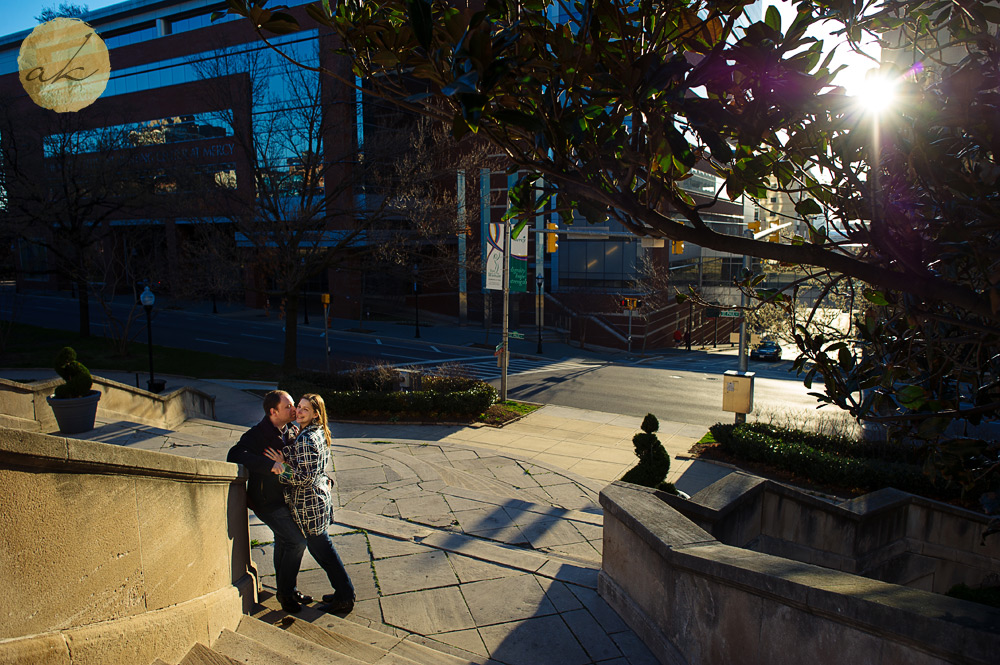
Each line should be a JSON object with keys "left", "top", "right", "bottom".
{"left": 301, "top": 393, "right": 332, "bottom": 446}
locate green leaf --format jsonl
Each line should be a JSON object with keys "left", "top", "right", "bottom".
{"left": 764, "top": 5, "right": 782, "bottom": 32}
{"left": 794, "top": 199, "right": 822, "bottom": 216}
{"left": 897, "top": 385, "right": 926, "bottom": 409}
{"left": 407, "top": 0, "right": 433, "bottom": 51}
{"left": 862, "top": 289, "right": 890, "bottom": 306}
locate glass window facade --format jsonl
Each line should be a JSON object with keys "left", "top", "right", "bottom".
{"left": 44, "top": 112, "right": 233, "bottom": 157}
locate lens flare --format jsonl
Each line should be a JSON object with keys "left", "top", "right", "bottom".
{"left": 854, "top": 70, "right": 898, "bottom": 114}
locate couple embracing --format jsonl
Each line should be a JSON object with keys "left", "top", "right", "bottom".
{"left": 228, "top": 390, "right": 355, "bottom": 614}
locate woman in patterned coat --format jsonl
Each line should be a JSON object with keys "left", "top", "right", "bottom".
{"left": 265, "top": 393, "right": 355, "bottom": 613}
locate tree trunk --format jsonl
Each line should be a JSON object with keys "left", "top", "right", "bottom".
{"left": 76, "top": 276, "right": 90, "bottom": 338}
{"left": 283, "top": 294, "right": 298, "bottom": 373}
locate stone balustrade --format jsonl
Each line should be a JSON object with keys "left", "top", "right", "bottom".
{"left": 0, "top": 428, "right": 255, "bottom": 665}
{"left": 0, "top": 374, "right": 215, "bottom": 432}
{"left": 599, "top": 480, "right": 1000, "bottom": 665}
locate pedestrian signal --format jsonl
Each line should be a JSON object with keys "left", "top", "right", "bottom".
{"left": 748, "top": 220, "right": 761, "bottom": 233}
{"left": 671, "top": 241, "right": 684, "bottom": 254}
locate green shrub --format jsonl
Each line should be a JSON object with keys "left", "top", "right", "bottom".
{"left": 621, "top": 413, "right": 671, "bottom": 489}
{"left": 53, "top": 346, "right": 93, "bottom": 399}
{"left": 281, "top": 365, "right": 401, "bottom": 397}
{"left": 278, "top": 374, "right": 498, "bottom": 420}
{"left": 708, "top": 422, "right": 940, "bottom": 497}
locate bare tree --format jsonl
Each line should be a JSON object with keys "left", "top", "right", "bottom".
{"left": 0, "top": 99, "right": 153, "bottom": 337}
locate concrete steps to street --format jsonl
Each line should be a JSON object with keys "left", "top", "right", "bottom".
{"left": 159, "top": 613, "right": 500, "bottom": 665}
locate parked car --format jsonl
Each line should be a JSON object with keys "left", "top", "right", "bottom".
{"left": 750, "top": 339, "right": 782, "bottom": 361}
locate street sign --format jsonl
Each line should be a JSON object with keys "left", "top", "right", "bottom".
{"left": 707, "top": 307, "right": 740, "bottom": 318}
{"left": 509, "top": 331, "right": 525, "bottom": 339}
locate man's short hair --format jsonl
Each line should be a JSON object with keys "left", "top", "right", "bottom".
{"left": 262, "top": 390, "right": 291, "bottom": 416}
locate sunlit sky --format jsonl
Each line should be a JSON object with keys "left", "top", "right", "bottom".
{"left": 8, "top": 0, "right": 880, "bottom": 94}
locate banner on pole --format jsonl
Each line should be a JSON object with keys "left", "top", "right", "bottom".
{"left": 509, "top": 223, "right": 528, "bottom": 293}
{"left": 485, "top": 222, "right": 504, "bottom": 290}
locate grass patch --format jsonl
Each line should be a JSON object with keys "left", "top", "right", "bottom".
{"left": 477, "top": 400, "right": 541, "bottom": 426}
{"left": 1, "top": 322, "right": 282, "bottom": 381}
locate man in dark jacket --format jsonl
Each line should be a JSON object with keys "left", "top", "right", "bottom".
{"left": 228, "top": 389, "right": 310, "bottom": 613}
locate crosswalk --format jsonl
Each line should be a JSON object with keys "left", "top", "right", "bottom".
{"left": 396, "top": 357, "right": 602, "bottom": 381}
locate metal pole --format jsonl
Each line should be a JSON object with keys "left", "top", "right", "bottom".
{"left": 501, "top": 217, "right": 510, "bottom": 401}
{"left": 686, "top": 300, "right": 692, "bottom": 350}
{"left": 627, "top": 307, "right": 633, "bottom": 354}
{"left": 413, "top": 264, "right": 420, "bottom": 338}
{"left": 536, "top": 275, "right": 543, "bottom": 354}
{"left": 736, "top": 249, "right": 750, "bottom": 424}
{"left": 144, "top": 305, "right": 155, "bottom": 391}
{"left": 324, "top": 303, "right": 330, "bottom": 373}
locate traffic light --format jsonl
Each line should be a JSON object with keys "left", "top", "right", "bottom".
{"left": 671, "top": 240, "right": 684, "bottom": 254}
{"left": 619, "top": 298, "right": 643, "bottom": 310}
{"left": 545, "top": 222, "right": 559, "bottom": 253}
{"left": 768, "top": 231, "right": 780, "bottom": 242}
{"left": 748, "top": 220, "right": 761, "bottom": 233}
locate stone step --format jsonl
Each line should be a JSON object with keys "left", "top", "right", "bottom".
{"left": 176, "top": 642, "right": 242, "bottom": 665}
{"left": 211, "top": 627, "right": 313, "bottom": 665}
{"left": 308, "top": 613, "right": 494, "bottom": 665}
{"left": 280, "top": 616, "right": 397, "bottom": 664}
{"left": 235, "top": 615, "right": 369, "bottom": 665}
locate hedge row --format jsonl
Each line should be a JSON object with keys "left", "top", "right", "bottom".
{"left": 281, "top": 367, "right": 399, "bottom": 395}
{"left": 709, "top": 423, "right": 941, "bottom": 497}
{"left": 733, "top": 422, "right": 920, "bottom": 464}
{"left": 277, "top": 374, "right": 498, "bottom": 419}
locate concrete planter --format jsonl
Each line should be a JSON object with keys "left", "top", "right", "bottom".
{"left": 46, "top": 390, "right": 101, "bottom": 434}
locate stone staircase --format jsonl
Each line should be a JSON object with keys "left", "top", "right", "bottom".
{"left": 160, "top": 611, "right": 499, "bottom": 665}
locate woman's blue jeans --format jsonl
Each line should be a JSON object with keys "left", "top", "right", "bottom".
{"left": 306, "top": 531, "right": 355, "bottom": 601}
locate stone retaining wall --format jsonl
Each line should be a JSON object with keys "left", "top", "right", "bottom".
{"left": 0, "top": 428, "right": 255, "bottom": 665}
{"left": 659, "top": 472, "right": 1000, "bottom": 594}
{"left": 599, "top": 481, "right": 1000, "bottom": 665}
{"left": 0, "top": 374, "right": 215, "bottom": 432}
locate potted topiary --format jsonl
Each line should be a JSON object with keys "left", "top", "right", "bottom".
{"left": 45, "top": 346, "right": 101, "bottom": 434}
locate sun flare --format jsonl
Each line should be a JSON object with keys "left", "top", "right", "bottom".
{"left": 850, "top": 70, "right": 899, "bottom": 115}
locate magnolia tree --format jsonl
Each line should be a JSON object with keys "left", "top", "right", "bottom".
{"left": 225, "top": 0, "right": 1000, "bottom": 502}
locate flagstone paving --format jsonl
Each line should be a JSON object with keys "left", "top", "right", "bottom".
{"left": 22, "top": 372, "right": 738, "bottom": 664}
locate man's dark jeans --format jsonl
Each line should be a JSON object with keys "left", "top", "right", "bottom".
{"left": 253, "top": 504, "right": 306, "bottom": 598}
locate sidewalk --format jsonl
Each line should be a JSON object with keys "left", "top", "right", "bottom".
{"left": 4, "top": 368, "right": 735, "bottom": 664}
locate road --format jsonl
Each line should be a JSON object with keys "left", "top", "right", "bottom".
{"left": 4, "top": 291, "right": 827, "bottom": 429}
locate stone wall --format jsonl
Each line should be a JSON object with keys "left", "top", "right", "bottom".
{"left": 660, "top": 472, "right": 1000, "bottom": 594}
{"left": 599, "top": 481, "right": 1000, "bottom": 665}
{"left": 0, "top": 374, "right": 216, "bottom": 433}
{"left": 0, "top": 428, "right": 255, "bottom": 665}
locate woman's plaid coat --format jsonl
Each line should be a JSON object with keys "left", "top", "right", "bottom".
{"left": 278, "top": 423, "right": 333, "bottom": 536}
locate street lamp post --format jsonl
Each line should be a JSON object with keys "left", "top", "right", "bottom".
{"left": 140, "top": 287, "right": 164, "bottom": 393}
{"left": 412, "top": 263, "right": 420, "bottom": 339}
{"left": 536, "top": 274, "right": 544, "bottom": 354}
